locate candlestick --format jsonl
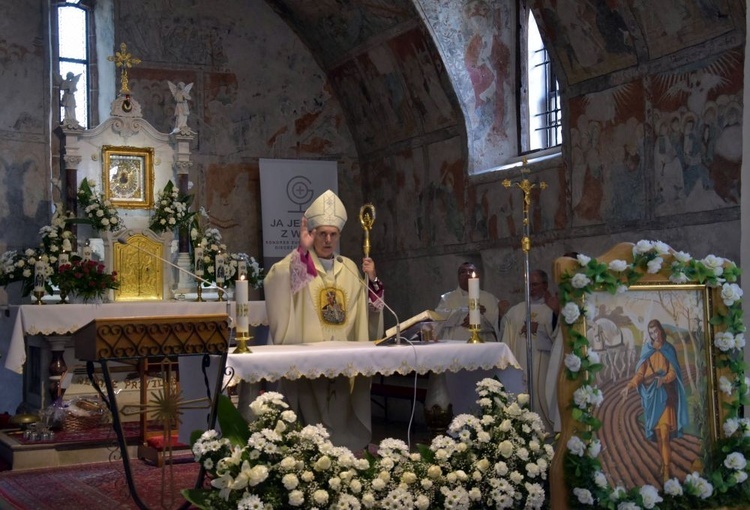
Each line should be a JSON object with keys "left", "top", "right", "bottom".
{"left": 237, "top": 259, "right": 248, "bottom": 280}
{"left": 34, "top": 260, "right": 46, "bottom": 293}
{"left": 194, "top": 246, "right": 204, "bottom": 276}
{"left": 215, "top": 253, "right": 225, "bottom": 285}
{"left": 235, "top": 278, "right": 249, "bottom": 334}
{"left": 468, "top": 272, "right": 480, "bottom": 326}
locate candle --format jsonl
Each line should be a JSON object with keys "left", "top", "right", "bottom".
{"left": 468, "top": 271, "right": 480, "bottom": 326}
{"left": 194, "top": 246, "right": 204, "bottom": 276}
{"left": 235, "top": 276, "right": 249, "bottom": 335}
{"left": 238, "top": 259, "right": 248, "bottom": 280}
{"left": 82, "top": 244, "right": 92, "bottom": 261}
{"left": 215, "top": 253, "right": 225, "bottom": 285}
{"left": 34, "top": 261, "right": 46, "bottom": 293}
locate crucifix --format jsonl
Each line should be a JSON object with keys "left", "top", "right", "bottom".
{"left": 502, "top": 160, "right": 547, "bottom": 412}
{"left": 108, "top": 42, "right": 142, "bottom": 95}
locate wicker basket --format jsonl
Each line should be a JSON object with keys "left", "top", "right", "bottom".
{"left": 63, "top": 398, "right": 108, "bottom": 432}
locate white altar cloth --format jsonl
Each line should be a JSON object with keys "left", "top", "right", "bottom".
{"left": 4, "top": 301, "right": 268, "bottom": 373}
{"left": 225, "top": 340, "right": 521, "bottom": 385}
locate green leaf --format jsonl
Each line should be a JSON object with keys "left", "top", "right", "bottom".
{"left": 216, "top": 393, "right": 250, "bottom": 446}
{"left": 181, "top": 489, "right": 212, "bottom": 510}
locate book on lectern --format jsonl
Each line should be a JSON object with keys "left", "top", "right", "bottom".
{"left": 374, "top": 309, "right": 445, "bottom": 346}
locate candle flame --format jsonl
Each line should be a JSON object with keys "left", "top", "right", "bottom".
{"left": 471, "top": 272, "right": 476, "bottom": 278}
{"left": 240, "top": 274, "right": 246, "bottom": 281}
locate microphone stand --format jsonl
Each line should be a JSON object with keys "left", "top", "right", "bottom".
{"left": 335, "top": 256, "right": 401, "bottom": 345}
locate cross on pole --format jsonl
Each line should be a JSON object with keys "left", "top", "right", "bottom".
{"left": 502, "top": 160, "right": 547, "bottom": 412}
{"left": 108, "top": 42, "right": 142, "bottom": 95}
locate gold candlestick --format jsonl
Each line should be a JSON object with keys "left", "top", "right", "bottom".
{"left": 32, "top": 290, "right": 45, "bottom": 305}
{"left": 217, "top": 283, "right": 226, "bottom": 302}
{"left": 195, "top": 283, "right": 204, "bottom": 302}
{"left": 467, "top": 324, "right": 483, "bottom": 344}
{"left": 233, "top": 331, "right": 252, "bottom": 354}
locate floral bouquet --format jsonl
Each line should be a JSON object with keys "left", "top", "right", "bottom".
{"left": 185, "top": 378, "right": 551, "bottom": 509}
{"left": 77, "top": 179, "right": 122, "bottom": 233}
{"left": 55, "top": 256, "right": 119, "bottom": 303}
{"left": 149, "top": 180, "right": 194, "bottom": 234}
{"left": 190, "top": 213, "right": 264, "bottom": 289}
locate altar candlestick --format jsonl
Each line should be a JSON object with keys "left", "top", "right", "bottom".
{"left": 235, "top": 276, "right": 249, "bottom": 335}
{"left": 468, "top": 272, "right": 480, "bottom": 326}
{"left": 34, "top": 261, "right": 46, "bottom": 293}
{"left": 215, "top": 253, "right": 225, "bottom": 285}
{"left": 194, "top": 247, "right": 204, "bottom": 276}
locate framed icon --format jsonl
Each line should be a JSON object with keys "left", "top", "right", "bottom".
{"left": 102, "top": 145, "right": 154, "bottom": 208}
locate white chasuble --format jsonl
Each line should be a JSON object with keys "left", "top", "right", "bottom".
{"left": 264, "top": 249, "right": 374, "bottom": 450}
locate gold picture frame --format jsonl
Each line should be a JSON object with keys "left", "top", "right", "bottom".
{"left": 102, "top": 145, "right": 154, "bottom": 208}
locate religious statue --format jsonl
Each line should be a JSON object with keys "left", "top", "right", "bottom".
{"left": 55, "top": 72, "right": 81, "bottom": 127}
{"left": 168, "top": 81, "right": 194, "bottom": 134}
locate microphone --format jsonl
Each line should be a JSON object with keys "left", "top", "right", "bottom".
{"left": 335, "top": 256, "right": 402, "bottom": 345}
{"left": 117, "top": 237, "right": 216, "bottom": 288}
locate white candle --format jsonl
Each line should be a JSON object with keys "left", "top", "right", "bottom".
{"left": 194, "top": 247, "right": 204, "bottom": 276}
{"left": 468, "top": 272, "right": 480, "bottom": 326}
{"left": 82, "top": 244, "right": 92, "bottom": 261}
{"left": 34, "top": 261, "right": 46, "bottom": 293}
{"left": 238, "top": 259, "right": 248, "bottom": 280}
{"left": 215, "top": 253, "right": 225, "bottom": 285}
{"left": 235, "top": 277, "right": 249, "bottom": 334}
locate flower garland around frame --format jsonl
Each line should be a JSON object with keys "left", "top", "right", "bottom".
{"left": 559, "top": 240, "right": 749, "bottom": 509}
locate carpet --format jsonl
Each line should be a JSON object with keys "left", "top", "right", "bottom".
{"left": 0, "top": 458, "right": 202, "bottom": 510}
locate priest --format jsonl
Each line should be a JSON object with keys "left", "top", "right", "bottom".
{"left": 264, "top": 189, "right": 384, "bottom": 450}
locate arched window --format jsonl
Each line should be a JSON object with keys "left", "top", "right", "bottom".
{"left": 53, "top": 0, "right": 91, "bottom": 128}
{"left": 525, "top": 11, "right": 561, "bottom": 152}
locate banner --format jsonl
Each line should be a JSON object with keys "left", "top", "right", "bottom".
{"left": 259, "top": 159, "right": 338, "bottom": 267}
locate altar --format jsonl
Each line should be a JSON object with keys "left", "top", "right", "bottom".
{"left": 1, "top": 301, "right": 268, "bottom": 413}
{"left": 226, "top": 340, "right": 524, "bottom": 418}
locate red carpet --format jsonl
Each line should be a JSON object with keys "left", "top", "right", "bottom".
{"left": 0, "top": 458, "right": 202, "bottom": 509}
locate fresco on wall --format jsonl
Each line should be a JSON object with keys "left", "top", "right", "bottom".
{"left": 629, "top": 0, "right": 736, "bottom": 59}
{"left": 651, "top": 51, "right": 743, "bottom": 216}
{"left": 569, "top": 82, "right": 646, "bottom": 226}
{"left": 389, "top": 28, "right": 457, "bottom": 132}
{"left": 534, "top": 0, "right": 637, "bottom": 84}
{"left": 265, "top": 0, "right": 416, "bottom": 68}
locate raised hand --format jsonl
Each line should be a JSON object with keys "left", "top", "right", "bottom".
{"left": 299, "top": 216, "right": 315, "bottom": 253}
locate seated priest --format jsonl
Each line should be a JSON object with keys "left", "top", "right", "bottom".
{"left": 263, "top": 189, "right": 385, "bottom": 450}
{"left": 436, "top": 262, "right": 501, "bottom": 342}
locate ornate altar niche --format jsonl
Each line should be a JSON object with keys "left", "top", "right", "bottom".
{"left": 59, "top": 45, "right": 195, "bottom": 300}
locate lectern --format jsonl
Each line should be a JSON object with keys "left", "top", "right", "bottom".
{"left": 74, "top": 314, "right": 230, "bottom": 510}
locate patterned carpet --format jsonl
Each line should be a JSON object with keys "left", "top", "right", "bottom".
{"left": 0, "top": 457, "right": 201, "bottom": 509}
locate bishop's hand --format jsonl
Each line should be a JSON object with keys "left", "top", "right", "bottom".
{"left": 299, "top": 216, "right": 315, "bottom": 254}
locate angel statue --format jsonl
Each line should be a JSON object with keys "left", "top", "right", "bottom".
{"left": 54, "top": 72, "right": 82, "bottom": 128}
{"left": 168, "top": 81, "right": 194, "bottom": 134}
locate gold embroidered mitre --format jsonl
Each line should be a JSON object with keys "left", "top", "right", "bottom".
{"left": 305, "top": 189, "right": 347, "bottom": 231}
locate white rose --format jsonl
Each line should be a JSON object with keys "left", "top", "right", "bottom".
{"left": 608, "top": 259, "right": 628, "bottom": 272}
{"left": 663, "top": 478, "right": 683, "bottom": 496}
{"left": 573, "top": 487, "right": 594, "bottom": 505}
{"left": 735, "top": 334, "right": 746, "bottom": 349}
{"left": 571, "top": 273, "right": 591, "bottom": 289}
{"left": 633, "top": 240, "right": 654, "bottom": 255}
{"left": 517, "top": 393, "right": 530, "bottom": 406}
{"left": 653, "top": 241, "right": 671, "bottom": 255}
{"left": 724, "top": 452, "right": 747, "bottom": 470}
{"left": 724, "top": 418, "right": 740, "bottom": 436}
{"left": 576, "top": 254, "right": 591, "bottom": 266}
{"left": 702, "top": 254, "right": 725, "bottom": 276}
{"left": 646, "top": 257, "right": 663, "bottom": 274}
{"left": 587, "top": 350, "right": 601, "bottom": 364}
{"left": 714, "top": 331, "right": 736, "bottom": 352}
{"left": 719, "top": 376, "right": 733, "bottom": 395}
{"left": 721, "top": 283, "right": 743, "bottom": 306}
{"left": 567, "top": 436, "right": 586, "bottom": 457}
{"left": 588, "top": 440, "right": 601, "bottom": 458}
{"left": 639, "top": 485, "right": 663, "bottom": 509}
{"left": 669, "top": 271, "right": 689, "bottom": 284}
{"left": 562, "top": 302, "right": 581, "bottom": 324}
{"left": 564, "top": 353, "right": 581, "bottom": 372}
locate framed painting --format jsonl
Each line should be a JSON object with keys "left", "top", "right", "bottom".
{"left": 583, "top": 283, "right": 716, "bottom": 488}
{"left": 102, "top": 145, "right": 154, "bottom": 208}
{"left": 549, "top": 241, "right": 745, "bottom": 509}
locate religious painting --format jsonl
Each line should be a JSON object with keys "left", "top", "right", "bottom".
{"left": 583, "top": 283, "right": 719, "bottom": 489}
{"left": 102, "top": 146, "right": 154, "bottom": 209}
{"left": 319, "top": 287, "right": 346, "bottom": 325}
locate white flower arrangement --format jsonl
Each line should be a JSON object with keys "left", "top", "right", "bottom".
{"left": 558, "top": 239, "right": 749, "bottom": 508}
{"left": 77, "top": 179, "right": 122, "bottom": 232}
{"left": 149, "top": 180, "right": 194, "bottom": 234}
{"left": 185, "top": 378, "right": 552, "bottom": 509}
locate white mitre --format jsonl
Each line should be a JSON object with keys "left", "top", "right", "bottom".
{"left": 305, "top": 189, "right": 347, "bottom": 231}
